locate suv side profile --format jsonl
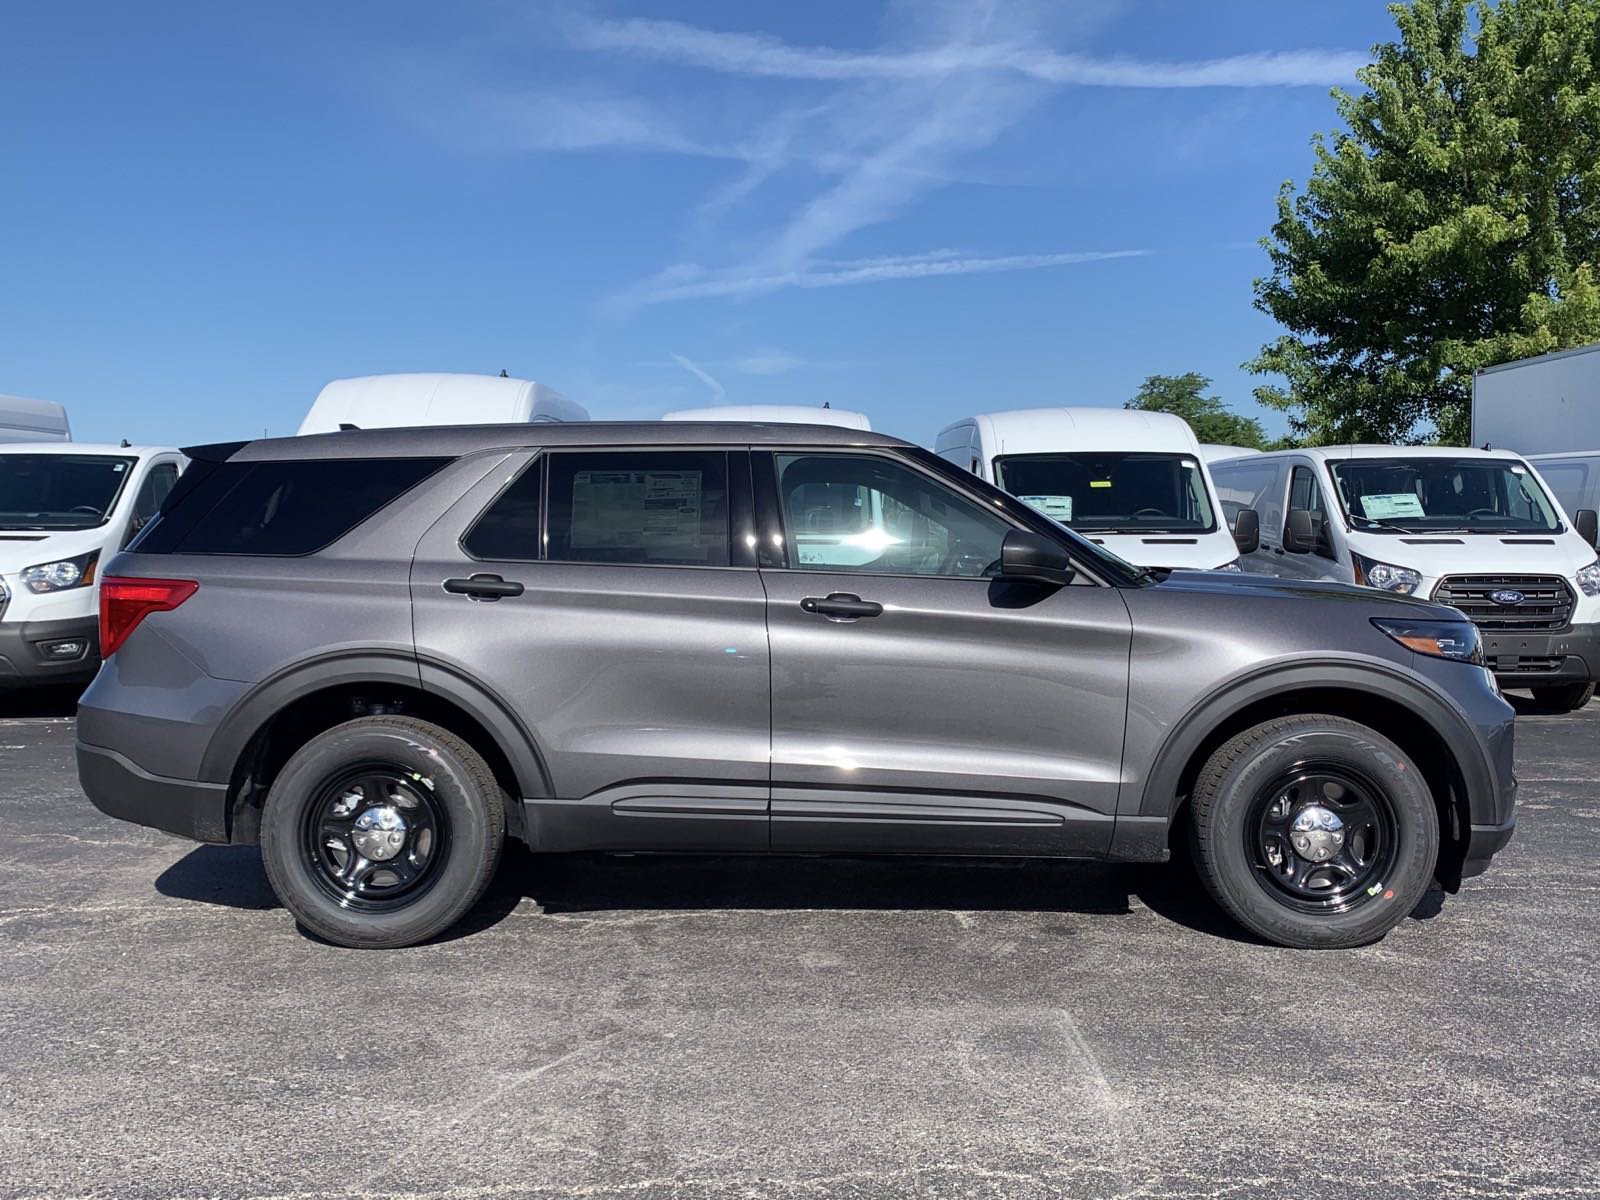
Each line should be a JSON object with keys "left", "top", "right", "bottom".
{"left": 77, "top": 423, "right": 1517, "bottom": 950}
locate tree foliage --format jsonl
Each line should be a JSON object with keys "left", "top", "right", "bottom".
{"left": 1250, "top": 0, "right": 1600, "bottom": 446}
{"left": 1124, "top": 372, "right": 1270, "bottom": 448}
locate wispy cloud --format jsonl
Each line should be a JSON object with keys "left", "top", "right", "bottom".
{"left": 615, "top": 248, "right": 1148, "bottom": 310}
{"left": 733, "top": 349, "right": 806, "bottom": 376}
{"left": 669, "top": 353, "right": 726, "bottom": 401}
{"left": 570, "top": 17, "right": 1366, "bottom": 89}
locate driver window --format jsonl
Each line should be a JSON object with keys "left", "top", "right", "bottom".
{"left": 1289, "top": 464, "right": 1337, "bottom": 561}
{"left": 773, "top": 453, "right": 1010, "bottom": 577}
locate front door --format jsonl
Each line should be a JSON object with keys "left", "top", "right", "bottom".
{"left": 1281, "top": 461, "right": 1346, "bottom": 581}
{"left": 755, "top": 449, "right": 1132, "bottom": 857}
{"left": 410, "top": 447, "right": 772, "bottom": 852}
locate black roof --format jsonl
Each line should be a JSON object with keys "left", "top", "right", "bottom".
{"left": 189, "top": 421, "right": 908, "bottom": 463}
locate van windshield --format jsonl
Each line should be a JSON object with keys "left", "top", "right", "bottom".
{"left": 0, "top": 454, "right": 135, "bottom": 530}
{"left": 994, "top": 452, "right": 1217, "bottom": 533}
{"left": 1328, "top": 457, "right": 1561, "bottom": 533}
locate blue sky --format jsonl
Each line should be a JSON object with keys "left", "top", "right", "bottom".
{"left": 0, "top": 2, "right": 1400, "bottom": 448}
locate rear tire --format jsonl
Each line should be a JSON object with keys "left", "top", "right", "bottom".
{"left": 260, "top": 717, "right": 505, "bottom": 949}
{"left": 1529, "top": 681, "right": 1594, "bottom": 712}
{"left": 1189, "top": 714, "right": 1438, "bottom": 949}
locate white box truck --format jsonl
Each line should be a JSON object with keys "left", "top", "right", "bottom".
{"left": 0, "top": 394, "right": 71, "bottom": 443}
{"left": 299, "top": 373, "right": 586, "bottom": 434}
{"left": 1472, "top": 341, "right": 1600, "bottom": 455}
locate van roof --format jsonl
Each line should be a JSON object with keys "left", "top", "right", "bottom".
{"left": 662, "top": 404, "right": 872, "bottom": 430}
{"left": 0, "top": 393, "right": 70, "bottom": 440}
{"left": 194, "top": 421, "right": 908, "bottom": 463}
{"left": 298, "top": 373, "right": 587, "bottom": 435}
{"left": 0, "top": 441, "right": 176, "bottom": 457}
{"left": 1242, "top": 445, "right": 1529, "bottom": 463}
{"left": 953, "top": 407, "right": 1202, "bottom": 455}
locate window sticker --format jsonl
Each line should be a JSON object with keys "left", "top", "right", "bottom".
{"left": 1020, "top": 494, "right": 1073, "bottom": 521}
{"left": 1360, "top": 492, "right": 1425, "bottom": 519}
{"left": 570, "top": 470, "right": 703, "bottom": 549}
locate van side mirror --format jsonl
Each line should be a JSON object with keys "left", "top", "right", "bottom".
{"left": 1577, "top": 508, "right": 1599, "bottom": 548}
{"left": 999, "top": 529, "right": 1075, "bottom": 586}
{"left": 1282, "top": 509, "right": 1315, "bottom": 554}
{"left": 1232, "top": 508, "right": 1260, "bottom": 555}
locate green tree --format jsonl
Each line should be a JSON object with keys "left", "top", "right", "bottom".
{"left": 1250, "top": 0, "right": 1600, "bottom": 446}
{"left": 1124, "top": 372, "right": 1270, "bottom": 448}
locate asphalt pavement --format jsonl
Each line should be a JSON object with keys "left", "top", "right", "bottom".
{"left": 2, "top": 688, "right": 1597, "bottom": 1200}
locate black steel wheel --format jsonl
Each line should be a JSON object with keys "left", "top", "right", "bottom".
{"left": 1529, "top": 681, "right": 1594, "bottom": 712}
{"left": 302, "top": 766, "right": 450, "bottom": 912}
{"left": 1246, "top": 765, "right": 1399, "bottom": 914}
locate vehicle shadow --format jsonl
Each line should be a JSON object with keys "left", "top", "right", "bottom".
{"left": 0, "top": 684, "right": 82, "bottom": 719}
{"left": 1504, "top": 690, "right": 1582, "bottom": 717}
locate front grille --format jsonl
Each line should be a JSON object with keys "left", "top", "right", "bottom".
{"left": 1433, "top": 574, "right": 1574, "bottom": 632}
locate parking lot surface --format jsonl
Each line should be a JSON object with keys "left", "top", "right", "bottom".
{"left": 2, "top": 691, "right": 1597, "bottom": 1200}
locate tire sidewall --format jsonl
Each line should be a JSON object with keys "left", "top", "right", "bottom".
{"left": 1200, "top": 725, "right": 1438, "bottom": 948}
{"left": 260, "top": 720, "right": 501, "bottom": 948}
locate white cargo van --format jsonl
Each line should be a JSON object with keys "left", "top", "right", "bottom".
{"left": 1211, "top": 445, "right": 1600, "bottom": 708}
{"left": 662, "top": 404, "right": 872, "bottom": 430}
{"left": 1201, "top": 444, "right": 1260, "bottom": 463}
{"left": 0, "top": 394, "right": 71, "bottom": 443}
{"left": 0, "top": 443, "right": 184, "bottom": 689}
{"left": 933, "top": 408, "right": 1252, "bottom": 570}
{"left": 1527, "top": 452, "right": 1600, "bottom": 524}
{"left": 298, "top": 373, "right": 586, "bottom": 435}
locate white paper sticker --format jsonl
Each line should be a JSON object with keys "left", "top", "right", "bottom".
{"left": 1021, "top": 494, "right": 1073, "bottom": 521}
{"left": 1360, "top": 492, "right": 1425, "bottom": 519}
{"left": 570, "top": 470, "right": 703, "bottom": 549}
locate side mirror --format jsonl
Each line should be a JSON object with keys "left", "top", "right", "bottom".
{"left": 999, "top": 529, "right": 1075, "bottom": 586}
{"left": 1577, "top": 508, "right": 1599, "bottom": 548}
{"left": 1282, "top": 508, "right": 1315, "bottom": 554}
{"left": 1232, "top": 508, "right": 1260, "bottom": 555}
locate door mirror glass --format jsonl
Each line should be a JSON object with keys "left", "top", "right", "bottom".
{"left": 1577, "top": 508, "right": 1599, "bottom": 548}
{"left": 998, "top": 529, "right": 1075, "bottom": 585}
{"left": 1283, "top": 508, "right": 1315, "bottom": 553}
{"left": 1232, "top": 507, "right": 1260, "bottom": 555}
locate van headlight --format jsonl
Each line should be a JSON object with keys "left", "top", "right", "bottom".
{"left": 1353, "top": 553, "right": 1422, "bottom": 595}
{"left": 1577, "top": 560, "right": 1600, "bottom": 597}
{"left": 21, "top": 551, "right": 100, "bottom": 593}
{"left": 1372, "top": 618, "right": 1483, "bottom": 664}
{"left": 1215, "top": 558, "right": 1242, "bottom": 572}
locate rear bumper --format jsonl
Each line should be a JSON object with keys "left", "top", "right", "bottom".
{"left": 76, "top": 741, "right": 229, "bottom": 843}
{"left": 0, "top": 615, "right": 99, "bottom": 687}
{"left": 1482, "top": 624, "right": 1600, "bottom": 686}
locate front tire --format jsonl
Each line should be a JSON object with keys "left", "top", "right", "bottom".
{"left": 260, "top": 717, "right": 505, "bottom": 949}
{"left": 1189, "top": 714, "right": 1438, "bottom": 949}
{"left": 1529, "top": 681, "right": 1594, "bottom": 712}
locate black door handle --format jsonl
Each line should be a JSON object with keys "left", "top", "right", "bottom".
{"left": 800, "top": 592, "right": 883, "bottom": 620}
{"left": 443, "top": 573, "right": 525, "bottom": 600}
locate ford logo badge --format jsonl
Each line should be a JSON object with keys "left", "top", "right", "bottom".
{"left": 1490, "top": 589, "right": 1526, "bottom": 605}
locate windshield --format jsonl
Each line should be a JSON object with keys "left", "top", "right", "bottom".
{"left": 994, "top": 452, "right": 1217, "bottom": 533}
{"left": 1328, "top": 457, "right": 1560, "bottom": 533}
{"left": 0, "top": 454, "right": 136, "bottom": 530}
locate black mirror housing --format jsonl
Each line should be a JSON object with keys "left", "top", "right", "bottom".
{"left": 1282, "top": 509, "right": 1315, "bottom": 554}
{"left": 1577, "top": 508, "right": 1599, "bottom": 549}
{"left": 1232, "top": 508, "right": 1261, "bottom": 555}
{"left": 999, "top": 529, "right": 1076, "bottom": 586}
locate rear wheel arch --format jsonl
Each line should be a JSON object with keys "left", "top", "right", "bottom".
{"left": 202, "top": 653, "right": 551, "bottom": 843}
{"left": 1143, "top": 662, "right": 1490, "bottom": 891}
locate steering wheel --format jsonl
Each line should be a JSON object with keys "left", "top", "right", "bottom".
{"left": 68, "top": 505, "right": 103, "bottom": 515}
{"left": 1467, "top": 508, "right": 1499, "bottom": 518}
{"left": 1132, "top": 508, "right": 1168, "bottom": 518}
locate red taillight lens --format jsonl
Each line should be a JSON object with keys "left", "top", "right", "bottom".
{"left": 99, "top": 577, "right": 199, "bottom": 658}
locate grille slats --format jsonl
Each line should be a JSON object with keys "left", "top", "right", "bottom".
{"left": 1433, "top": 574, "right": 1574, "bottom": 632}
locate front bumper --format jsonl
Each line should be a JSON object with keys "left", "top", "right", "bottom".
{"left": 1480, "top": 623, "right": 1600, "bottom": 687}
{"left": 1462, "top": 817, "right": 1516, "bottom": 880}
{"left": 77, "top": 741, "right": 230, "bottom": 843}
{"left": 0, "top": 615, "right": 100, "bottom": 687}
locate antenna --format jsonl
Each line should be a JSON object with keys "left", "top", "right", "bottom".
{"left": 499, "top": 369, "right": 509, "bottom": 378}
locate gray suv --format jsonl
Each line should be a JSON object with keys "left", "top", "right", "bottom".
{"left": 76, "top": 423, "right": 1516, "bottom": 950}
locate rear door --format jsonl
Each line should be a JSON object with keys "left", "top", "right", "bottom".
{"left": 754, "top": 448, "right": 1131, "bottom": 857}
{"left": 410, "top": 446, "right": 772, "bottom": 852}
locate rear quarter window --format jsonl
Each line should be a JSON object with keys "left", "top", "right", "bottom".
{"left": 135, "top": 457, "right": 449, "bottom": 556}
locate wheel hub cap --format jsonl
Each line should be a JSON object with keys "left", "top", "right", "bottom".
{"left": 351, "top": 805, "right": 408, "bottom": 861}
{"left": 1289, "top": 805, "right": 1345, "bottom": 863}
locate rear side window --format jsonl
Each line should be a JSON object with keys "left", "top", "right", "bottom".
{"left": 136, "top": 457, "right": 448, "bottom": 556}
{"left": 545, "top": 450, "right": 730, "bottom": 566}
{"left": 463, "top": 459, "right": 543, "bottom": 561}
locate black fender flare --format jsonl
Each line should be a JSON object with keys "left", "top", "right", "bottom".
{"left": 198, "top": 650, "right": 553, "bottom": 799}
{"left": 1137, "top": 658, "right": 1496, "bottom": 822}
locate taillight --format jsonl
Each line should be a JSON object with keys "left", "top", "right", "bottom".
{"left": 99, "top": 577, "right": 198, "bottom": 658}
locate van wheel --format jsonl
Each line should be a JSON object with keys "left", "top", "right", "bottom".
{"left": 260, "top": 717, "right": 505, "bottom": 949}
{"left": 1529, "top": 681, "right": 1594, "bottom": 712}
{"left": 1188, "top": 714, "right": 1438, "bottom": 949}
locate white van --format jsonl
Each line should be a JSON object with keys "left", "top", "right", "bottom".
{"left": 0, "top": 443, "right": 184, "bottom": 689}
{"left": 1526, "top": 452, "right": 1600, "bottom": 523}
{"left": 298, "top": 373, "right": 586, "bottom": 435}
{"left": 1, "top": 394, "right": 71, "bottom": 443}
{"left": 1201, "top": 443, "right": 1260, "bottom": 463}
{"left": 1211, "top": 445, "right": 1600, "bottom": 708}
{"left": 933, "top": 408, "right": 1251, "bottom": 570}
{"left": 663, "top": 404, "right": 872, "bottom": 430}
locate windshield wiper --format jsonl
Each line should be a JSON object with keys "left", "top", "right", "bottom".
{"left": 1349, "top": 515, "right": 1425, "bottom": 534}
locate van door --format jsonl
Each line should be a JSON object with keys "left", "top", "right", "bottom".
{"left": 1212, "top": 457, "right": 1284, "bottom": 575}
{"left": 122, "top": 459, "right": 181, "bottom": 548}
{"left": 410, "top": 448, "right": 772, "bottom": 852}
{"left": 1279, "top": 461, "right": 1346, "bottom": 581}
{"left": 754, "top": 449, "right": 1130, "bottom": 857}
